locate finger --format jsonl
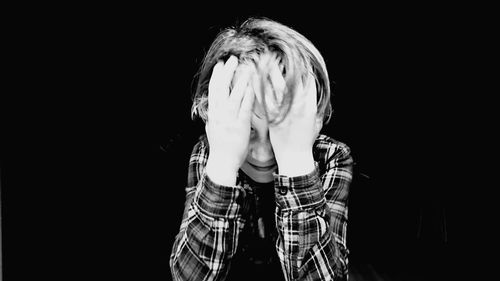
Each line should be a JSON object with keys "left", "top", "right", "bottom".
{"left": 289, "top": 75, "right": 305, "bottom": 113}
{"left": 263, "top": 77, "right": 280, "bottom": 119}
{"left": 208, "top": 61, "right": 225, "bottom": 110}
{"left": 229, "top": 64, "right": 252, "bottom": 107}
{"left": 257, "top": 52, "right": 273, "bottom": 73}
{"left": 252, "top": 52, "right": 274, "bottom": 106}
{"left": 219, "top": 56, "right": 239, "bottom": 97}
{"left": 238, "top": 84, "right": 255, "bottom": 122}
{"left": 267, "top": 59, "right": 286, "bottom": 106}
{"left": 251, "top": 68, "right": 263, "bottom": 106}
{"left": 306, "top": 74, "right": 318, "bottom": 113}
{"left": 262, "top": 57, "right": 282, "bottom": 119}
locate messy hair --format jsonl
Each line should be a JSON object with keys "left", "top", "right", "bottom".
{"left": 191, "top": 17, "right": 333, "bottom": 125}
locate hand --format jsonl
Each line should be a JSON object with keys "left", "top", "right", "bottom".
{"left": 205, "top": 56, "right": 255, "bottom": 185}
{"left": 255, "top": 54, "right": 321, "bottom": 176}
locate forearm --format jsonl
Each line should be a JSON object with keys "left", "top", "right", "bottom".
{"left": 205, "top": 155, "right": 239, "bottom": 186}
{"left": 274, "top": 164, "right": 347, "bottom": 281}
{"left": 170, "top": 172, "right": 246, "bottom": 281}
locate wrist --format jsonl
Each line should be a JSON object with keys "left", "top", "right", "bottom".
{"left": 206, "top": 155, "right": 239, "bottom": 186}
{"left": 276, "top": 151, "right": 315, "bottom": 177}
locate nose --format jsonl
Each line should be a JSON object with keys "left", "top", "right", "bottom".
{"left": 250, "top": 141, "right": 275, "bottom": 164}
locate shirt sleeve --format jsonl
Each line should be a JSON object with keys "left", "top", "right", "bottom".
{"left": 169, "top": 136, "right": 248, "bottom": 281}
{"left": 273, "top": 138, "right": 353, "bottom": 281}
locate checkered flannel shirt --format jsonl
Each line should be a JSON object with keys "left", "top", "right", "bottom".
{"left": 170, "top": 134, "right": 353, "bottom": 281}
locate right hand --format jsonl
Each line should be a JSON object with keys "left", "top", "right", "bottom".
{"left": 205, "top": 56, "right": 255, "bottom": 186}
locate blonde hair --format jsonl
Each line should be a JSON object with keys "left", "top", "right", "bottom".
{"left": 191, "top": 17, "right": 333, "bottom": 125}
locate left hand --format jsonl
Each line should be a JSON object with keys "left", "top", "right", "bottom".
{"left": 255, "top": 54, "right": 322, "bottom": 176}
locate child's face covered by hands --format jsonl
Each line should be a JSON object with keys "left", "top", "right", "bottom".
{"left": 231, "top": 59, "right": 278, "bottom": 183}
{"left": 207, "top": 53, "right": 320, "bottom": 184}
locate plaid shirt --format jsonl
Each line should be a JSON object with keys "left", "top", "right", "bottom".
{"left": 170, "top": 134, "right": 353, "bottom": 281}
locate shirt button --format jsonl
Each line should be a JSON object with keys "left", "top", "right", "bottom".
{"left": 279, "top": 186, "right": 287, "bottom": 195}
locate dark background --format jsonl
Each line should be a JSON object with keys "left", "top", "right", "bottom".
{"left": 2, "top": 4, "right": 491, "bottom": 281}
{"left": 157, "top": 7, "right": 463, "bottom": 281}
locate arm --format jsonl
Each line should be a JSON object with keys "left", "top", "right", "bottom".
{"left": 256, "top": 56, "right": 353, "bottom": 280}
{"left": 169, "top": 138, "right": 247, "bottom": 281}
{"left": 274, "top": 138, "right": 353, "bottom": 281}
{"left": 171, "top": 56, "right": 255, "bottom": 281}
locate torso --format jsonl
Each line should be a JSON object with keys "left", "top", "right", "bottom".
{"left": 226, "top": 171, "right": 285, "bottom": 281}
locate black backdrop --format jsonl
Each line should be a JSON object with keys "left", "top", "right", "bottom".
{"left": 158, "top": 7, "right": 461, "bottom": 280}
{"left": 2, "top": 4, "right": 486, "bottom": 281}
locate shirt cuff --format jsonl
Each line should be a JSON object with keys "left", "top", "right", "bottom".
{"left": 194, "top": 171, "right": 246, "bottom": 218}
{"left": 273, "top": 162, "right": 325, "bottom": 211}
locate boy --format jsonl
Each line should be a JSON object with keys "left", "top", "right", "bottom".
{"left": 170, "top": 17, "right": 353, "bottom": 281}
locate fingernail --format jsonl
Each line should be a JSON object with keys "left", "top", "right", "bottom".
{"left": 227, "top": 55, "right": 238, "bottom": 65}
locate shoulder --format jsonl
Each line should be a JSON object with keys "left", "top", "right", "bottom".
{"left": 313, "top": 134, "right": 353, "bottom": 169}
{"left": 196, "top": 133, "right": 209, "bottom": 147}
{"left": 314, "top": 134, "right": 351, "bottom": 155}
{"left": 188, "top": 134, "right": 210, "bottom": 162}
{"left": 191, "top": 133, "right": 209, "bottom": 151}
